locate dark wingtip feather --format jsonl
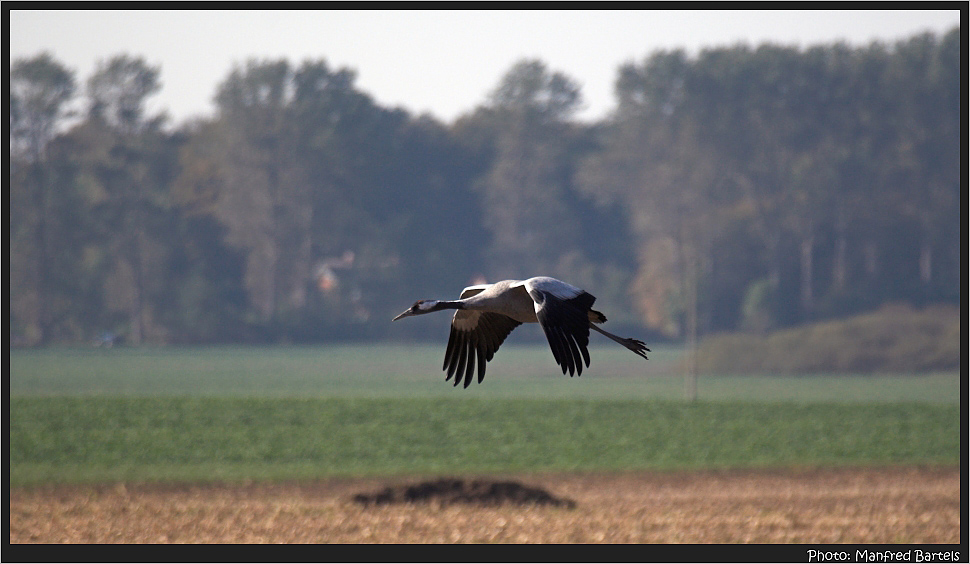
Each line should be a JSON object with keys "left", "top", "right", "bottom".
{"left": 463, "top": 341, "right": 475, "bottom": 388}
{"left": 476, "top": 345, "right": 487, "bottom": 384}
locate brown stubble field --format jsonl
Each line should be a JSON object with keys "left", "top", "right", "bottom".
{"left": 9, "top": 466, "right": 959, "bottom": 544}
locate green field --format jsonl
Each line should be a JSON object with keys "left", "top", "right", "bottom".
{"left": 9, "top": 344, "right": 961, "bottom": 402}
{"left": 8, "top": 345, "right": 961, "bottom": 485}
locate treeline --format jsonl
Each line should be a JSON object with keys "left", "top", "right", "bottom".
{"left": 9, "top": 28, "right": 961, "bottom": 346}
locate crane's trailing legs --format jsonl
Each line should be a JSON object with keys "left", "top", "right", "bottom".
{"left": 589, "top": 323, "right": 650, "bottom": 360}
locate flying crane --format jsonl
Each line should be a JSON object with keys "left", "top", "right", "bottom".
{"left": 393, "top": 276, "right": 649, "bottom": 387}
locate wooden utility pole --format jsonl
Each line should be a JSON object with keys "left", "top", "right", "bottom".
{"left": 684, "top": 243, "right": 698, "bottom": 403}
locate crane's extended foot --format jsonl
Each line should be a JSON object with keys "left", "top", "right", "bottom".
{"left": 590, "top": 324, "right": 650, "bottom": 360}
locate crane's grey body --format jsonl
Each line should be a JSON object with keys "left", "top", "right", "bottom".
{"left": 393, "top": 276, "right": 649, "bottom": 388}
{"left": 456, "top": 278, "right": 575, "bottom": 323}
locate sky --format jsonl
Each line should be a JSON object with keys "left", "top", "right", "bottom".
{"left": 9, "top": 9, "right": 963, "bottom": 127}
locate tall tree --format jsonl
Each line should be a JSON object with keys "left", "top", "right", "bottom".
{"left": 580, "top": 50, "right": 721, "bottom": 337}
{"left": 473, "top": 59, "right": 584, "bottom": 277}
{"left": 885, "top": 33, "right": 960, "bottom": 295}
{"left": 82, "top": 54, "right": 166, "bottom": 344}
{"left": 211, "top": 59, "right": 304, "bottom": 323}
{"left": 9, "top": 53, "right": 77, "bottom": 344}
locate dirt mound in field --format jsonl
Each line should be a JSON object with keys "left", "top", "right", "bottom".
{"left": 352, "top": 477, "right": 576, "bottom": 509}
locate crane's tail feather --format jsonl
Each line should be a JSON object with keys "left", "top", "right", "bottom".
{"left": 589, "top": 324, "right": 650, "bottom": 360}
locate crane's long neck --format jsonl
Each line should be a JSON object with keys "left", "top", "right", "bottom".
{"left": 422, "top": 300, "right": 465, "bottom": 313}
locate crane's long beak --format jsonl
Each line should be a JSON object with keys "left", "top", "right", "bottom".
{"left": 392, "top": 309, "right": 413, "bottom": 321}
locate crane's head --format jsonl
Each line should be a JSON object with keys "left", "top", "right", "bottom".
{"left": 392, "top": 300, "right": 441, "bottom": 321}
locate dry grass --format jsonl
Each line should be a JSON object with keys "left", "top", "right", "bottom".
{"left": 9, "top": 467, "right": 959, "bottom": 544}
{"left": 698, "top": 303, "right": 961, "bottom": 374}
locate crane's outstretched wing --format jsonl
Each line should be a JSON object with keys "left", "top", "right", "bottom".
{"left": 444, "top": 311, "right": 522, "bottom": 388}
{"left": 524, "top": 278, "right": 595, "bottom": 377}
{"left": 442, "top": 284, "right": 522, "bottom": 388}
